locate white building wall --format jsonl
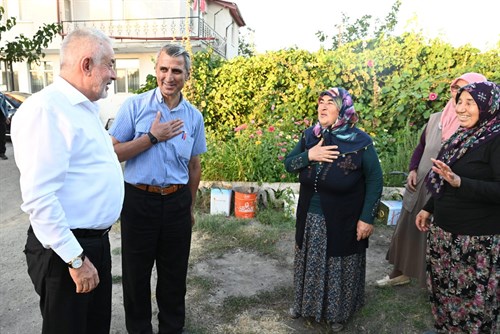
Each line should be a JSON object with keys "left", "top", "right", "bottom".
{"left": 1, "top": 0, "right": 242, "bottom": 93}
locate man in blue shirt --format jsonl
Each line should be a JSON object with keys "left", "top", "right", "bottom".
{"left": 0, "top": 92, "right": 8, "bottom": 160}
{"left": 109, "top": 44, "right": 206, "bottom": 334}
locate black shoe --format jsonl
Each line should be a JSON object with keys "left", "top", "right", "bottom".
{"left": 0, "top": 154, "right": 7, "bottom": 160}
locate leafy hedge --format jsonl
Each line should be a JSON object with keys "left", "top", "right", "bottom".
{"left": 138, "top": 32, "right": 499, "bottom": 183}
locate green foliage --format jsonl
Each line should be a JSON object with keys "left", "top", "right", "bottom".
{"left": 0, "top": 7, "right": 16, "bottom": 38}
{"left": 238, "top": 27, "right": 256, "bottom": 58}
{"left": 376, "top": 122, "right": 421, "bottom": 186}
{"left": 0, "top": 6, "right": 61, "bottom": 64}
{"left": 185, "top": 33, "right": 498, "bottom": 183}
{"left": 0, "top": 6, "right": 61, "bottom": 90}
{"left": 202, "top": 115, "right": 311, "bottom": 182}
{"left": 133, "top": 26, "right": 498, "bottom": 184}
{"left": 316, "top": 0, "right": 401, "bottom": 51}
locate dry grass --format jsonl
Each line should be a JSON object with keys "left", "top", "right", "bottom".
{"left": 184, "top": 207, "right": 434, "bottom": 334}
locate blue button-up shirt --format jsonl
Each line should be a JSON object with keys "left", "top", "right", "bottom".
{"left": 109, "top": 88, "right": 207, "bottom": 186}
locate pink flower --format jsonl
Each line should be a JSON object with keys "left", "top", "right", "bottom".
{"left": 367, "top": 59, "right": 374, "bottom": 68}
{"left": 304, "top": 119, "right": 310, "bottom": 126}
{"left": 271, "top": 104, "right": 275, "bottom": 111}
{"left": 249, "top": 134, "right": 255, "bottom": 139}
{"left": 268, "top": 126, "right": 275, "bottom": 132}
{"left": 428, "top": 92, "right": 438, "bottom": 101}
{"left": 280, "top": 174, "right": 286, "bottom": 179}
{"left": 278, "top": 155, "right": 284, "bottom": 161}
{"left": 256, "top": 129, "right": 263, "bottom": 136}
{"left": 281, "top": 148, "right": 287, "bottom": 153}
{"left": 234, "top": 123, "right": 248, "bottom": 132}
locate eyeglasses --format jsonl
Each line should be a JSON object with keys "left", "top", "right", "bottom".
{"left": 451, "top": 85, "right": 462, "bottom": 92}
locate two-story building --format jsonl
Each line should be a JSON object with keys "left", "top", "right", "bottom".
{"left": 0, "top": 0, "right": 245, "bottom": 96}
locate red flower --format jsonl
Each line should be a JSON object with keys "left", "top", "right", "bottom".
{"left": 268, "top": 126, "right": 275, "bottom": 132}
{"left": 428, "top": 92, "right": 438, "bottom": 101}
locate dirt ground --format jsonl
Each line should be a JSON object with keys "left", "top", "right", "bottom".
{"left": 0, "top": 142, "right": 415, "bottom": 333}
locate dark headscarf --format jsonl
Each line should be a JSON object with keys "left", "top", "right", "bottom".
{"left": 303, "top": 87, "right": 372, "bottom": 153}
{"left": 426, "top": 81, "right": 500, "bottom": 196}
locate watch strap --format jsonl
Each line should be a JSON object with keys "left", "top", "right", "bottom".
{"left": 147, "top": 131, "right": 158, "bottom": 144}
{"left": 68, "top": 252, "right": 86, "bottom": 268}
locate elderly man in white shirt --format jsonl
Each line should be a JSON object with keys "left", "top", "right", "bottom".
{"left": 11, "top": 28, "right": 124, "bottom": 334}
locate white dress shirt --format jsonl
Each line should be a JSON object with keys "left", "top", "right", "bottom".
{"left": 12, "top": 77, "right": 124, "bottom": 263}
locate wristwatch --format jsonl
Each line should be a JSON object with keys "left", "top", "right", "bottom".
{"left": 68, "top": 252, "right": 86, "bottom": 269}
{"left": 147, "top": 131, "right": 158, "bottom": 145}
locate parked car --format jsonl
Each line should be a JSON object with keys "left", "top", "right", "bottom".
{"left": 97, "top": 93, "right": 134, "bottom": 130}
{"left": 2, "top": 91, "right": 32, "bottom": 138}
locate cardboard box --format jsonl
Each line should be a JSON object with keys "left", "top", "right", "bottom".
{"left": 210, "top": 188, "right": 232, "bottom": 216}
{"left": 377, "top": 200, "right": 402, "bottom": 226}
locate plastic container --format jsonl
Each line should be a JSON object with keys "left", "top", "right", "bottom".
{"left": 233, "top": 186, "right": 258, "bottom": 218}
{"left": 210, "top": 188, "right": 232, "bottom": 216}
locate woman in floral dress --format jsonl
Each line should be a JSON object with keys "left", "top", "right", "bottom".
{"left": 416, "top": 81, "right": 500, "bottom": 334}
{"left": 284, "top": 87, "right": 383, "bottom": 332}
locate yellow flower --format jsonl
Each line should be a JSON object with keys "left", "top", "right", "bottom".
{"left": 255, "top": 140, "right": 262, "bottom": 145}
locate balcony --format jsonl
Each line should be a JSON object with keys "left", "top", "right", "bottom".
{"left": 61, "top": 17, "right": 227, "bottom": 57}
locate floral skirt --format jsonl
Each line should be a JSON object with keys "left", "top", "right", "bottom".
{"left": 292, "top": 212, "right": 365, "bottom": 324}
{"left": 427, "top": 224, "right": 500, "bottom": 334}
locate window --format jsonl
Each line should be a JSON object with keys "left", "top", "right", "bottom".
{"left": 1, "top": 62, "right": 19, "bottom": 91}
{"left": 115, "top": 59, "right": 140, "bottom": 93}
{"left": 29, "top": 61, "right": 54, "bottom": 93}
{"left": 63, "top": 0, "right": 72, "bottom": 21}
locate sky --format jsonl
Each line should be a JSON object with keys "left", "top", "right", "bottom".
{"left": 233, "top": 0, "right": 499, "bottom": 53}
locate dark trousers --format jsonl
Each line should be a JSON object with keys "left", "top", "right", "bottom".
{"left": 25, "top": 226, "right": 112, "bottom": 334}
{"left": 0, "top": 115, "right": 6, "bottom": 155}
{"left": 121, "top": 183, "right": 192, "bottom": 334}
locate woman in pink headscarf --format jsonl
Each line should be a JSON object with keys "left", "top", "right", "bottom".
{"left": 376, "top": 72, "right": 487, "bottom": 288}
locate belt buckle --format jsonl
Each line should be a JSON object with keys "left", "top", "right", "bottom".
{"left": 160, "top": 186, "right": 171, "bottom": 195}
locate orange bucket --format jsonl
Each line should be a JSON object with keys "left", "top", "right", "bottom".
{"left": 234, "top": 188, "right": 258, "bottom": 218}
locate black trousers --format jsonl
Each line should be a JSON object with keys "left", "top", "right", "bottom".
{"left": 25, "top": 226, "right": 112, "bottom": 334}
{"left": 121, "top": 183, "right": 192, "bottom": 334}
{"left": 0, "top": 114, "right": 6, "bottom": 155}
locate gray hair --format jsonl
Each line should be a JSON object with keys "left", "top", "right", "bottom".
{"left": 156, "top": 44, "right": 191, "bottom": 75}
{"left": 60, "top": 27, "right": 113, "bottom": 68}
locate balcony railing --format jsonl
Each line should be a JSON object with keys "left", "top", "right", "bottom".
{"left": 61, "top": 17, "right": 227, "bottom": 57}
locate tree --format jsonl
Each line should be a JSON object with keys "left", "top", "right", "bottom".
{"left": 316, "top": 0, "right": 401, "bottom": 50}
{"left": 0, "top": 6, "right": 61, "bottom": 90}
{"left": 238, "top": 27, "right": 256, "bottom": 57}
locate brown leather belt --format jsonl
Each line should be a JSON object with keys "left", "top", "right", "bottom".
{"left": 132, "top": 183, "right": 184, "bottom": 196}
